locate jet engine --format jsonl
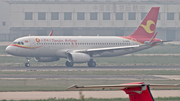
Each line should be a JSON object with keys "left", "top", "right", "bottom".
{"left": 34, "top": 57, "right": 60, "bottom": 62}
{"left": 67, "top": 53, "right": 90, "bottom": 63}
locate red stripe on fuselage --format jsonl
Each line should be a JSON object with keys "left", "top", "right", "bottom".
{"left": 9, "top": 44, "right": 42, "bottom": 49}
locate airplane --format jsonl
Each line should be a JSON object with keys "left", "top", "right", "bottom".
{"left": 67, "top": 82, "right": 180, "bottom": 101}
{"left": 6, "top": 7, "right": 163, "bottom": 67}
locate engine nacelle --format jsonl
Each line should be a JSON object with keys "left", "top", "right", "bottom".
{"left": 67, "top": 53, "right": 90, "bottom": 63}
{"left": 34, "top": 57, "right": 60, "bottom": 62}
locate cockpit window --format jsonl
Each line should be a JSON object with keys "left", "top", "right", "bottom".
{"left": 13, "top": 41, "right": 24, "bottom": 45}
{"left": 21, "top": 42, "right": 24, "bottom": 45}
{"left": 13, "top": 42, "right": 17, "bottom": 44}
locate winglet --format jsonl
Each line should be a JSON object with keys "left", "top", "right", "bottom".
{"left": 49, "top": 30, "right": 53, "bottom": 36}
{"left": 149, "top": 32, "right": 158, "bottom": 43}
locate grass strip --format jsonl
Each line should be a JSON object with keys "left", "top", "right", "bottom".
{"left": 0, "top": 79, "right": 180, "bottom": 91}
{"left": 2, "top": 56, "right": 180, "bottom": 66}
{"left": 1, "top": 97, "right": 180, "bottom": 101}
{"left": 0, "top": 70, "right": 180, "bottom": 75}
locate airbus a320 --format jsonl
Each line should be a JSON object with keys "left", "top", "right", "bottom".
{"left": 6, "top": 7, "right": 164, "bottom": 67}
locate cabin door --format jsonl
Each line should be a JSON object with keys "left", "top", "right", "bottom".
{"left": 29, "top": 38, "right": 36, "bottom": 49}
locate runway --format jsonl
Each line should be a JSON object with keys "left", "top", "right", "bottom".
{"left": 0, "top": 65, "right": 180, "bottom": 80}
{"left": 0, "top": 65, "right": 180, "bottom": 71}
{"left": 0, "top": 75, "right": 169, "bottom": 80}
{"left": 0, "top": 65, "right": 179, "bottom": 100}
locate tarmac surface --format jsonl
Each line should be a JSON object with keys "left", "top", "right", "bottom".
{"left": 0, "top": 75, "right": 167, "bottom": 80}
{"left": 0, "top": 65, "right": 180, "bottom": 100}
{"left": 0, "top": 90, "right": 180, "bottom": 100}
{"left": 0, "top": 65, "right": 180, "bottom": 71}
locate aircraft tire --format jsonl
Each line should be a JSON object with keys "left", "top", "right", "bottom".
{"left": 88, "top": 61, "right": 96, "bottom": 67}
{"left": 66, "top": 61, "right": 74, "bottom": 67}
{"left": 25, "top": 63, "right": 30, "bottom": 67}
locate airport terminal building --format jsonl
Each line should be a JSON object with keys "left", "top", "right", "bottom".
{"left": 1, "top": 0, "right": 180, "bottom": 41}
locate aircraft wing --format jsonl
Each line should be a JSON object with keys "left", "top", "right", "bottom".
{"left": 74, "top": 45, "right": 141, "bottom": 53}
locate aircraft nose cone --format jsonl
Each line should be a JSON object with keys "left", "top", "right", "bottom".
{"left": 6, "top": 46, "right": 12, "bottom": 54}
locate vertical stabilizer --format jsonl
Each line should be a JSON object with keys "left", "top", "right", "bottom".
{"left": 122, "top": 82, "right": 154, "bottom": 101}
{"left": 130, "top": 7, "right": 159, "bottom": 38}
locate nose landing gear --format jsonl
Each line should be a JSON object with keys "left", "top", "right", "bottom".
{"left": 25, "top": 57, "right": 30, "bottom": 67}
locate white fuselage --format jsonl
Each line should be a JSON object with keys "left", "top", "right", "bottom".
{"left": 6, "top": 36, "right": 149, "bottom": 58}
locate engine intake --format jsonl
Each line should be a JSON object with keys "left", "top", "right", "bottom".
{"left": 67, "top": 53, "right": 90, "bottom": 63}
{"left": 34, "top": 57, "right": 60, "bottom": 62}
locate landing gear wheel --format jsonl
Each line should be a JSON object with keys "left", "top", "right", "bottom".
{"left": 25, "top": 57, "right": 30, "bottom": 67}
{"left": 88, "top": 61, "right": 96, "bottom": 67}
{"left": 66, "top": 61, "right": 74, "bottom": 67}
{"left": 25, "top": 63, "right": 30, "bottom": 67}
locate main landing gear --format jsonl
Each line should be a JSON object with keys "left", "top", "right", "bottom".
{"left": 87, "top": 59, "right": 96, "bottom": 67}
{"left": 66, "top": 61, "right": 74, "bottom": 67}
{"left": 25, "top": 57, "right": 30, "bottom": 67}
{"left": 65, "top": 60, "right": 96, "bottom": 67}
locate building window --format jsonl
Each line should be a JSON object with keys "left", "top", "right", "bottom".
{"left": 141, "top": 12, "right": 147, "bottom": 20}
{"left": 158, "top": 13, "right": 161, "bottom": 20}
{"left": 128, "top": 12, "right": 136, "bottom": 20}
{"left": 25, "top": 12, "right": 33, "bottom": 20}
{"left": 103, "top": 12, "right": 110, "bottom": 20}
{"left": 116, "top": 12, "right": 123, "bottom": 20}
{"left": 38, "top": 12, "right": 46, "bottom": 20}
{"left": 167, "top": 13, "right": 174, "bottom": 20}
{"left": 90, "top": 12, "right": 97, "bottom": 20}
{"left": 114, "top": 29, "right": 124, "bottom": 36}
{"left": 51, "top": 12, "right": 59, "bottom": 20}
{"left": 77, "top": 12, "right": 85, "bottom": 20}
{"left": 2, "top": 22, "right": 6, "bottom": 26}
{"left": 166, "top": 30, "right": 175, "bottom": 40}
{"left": 64, "top": 12, "right": 72, "bottom": 20}
{"left": 63, "top": 30, "right": 73, "bottom": 36}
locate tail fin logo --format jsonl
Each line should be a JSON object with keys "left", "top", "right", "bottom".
{"left": 140, "top": 20, "right": 155, "bottom": 34}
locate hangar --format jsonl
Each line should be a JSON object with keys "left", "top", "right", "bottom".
{"left": 1, "top": 0, "right": 180, "bottom": 41}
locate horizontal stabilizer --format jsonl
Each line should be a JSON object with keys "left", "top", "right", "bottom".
{"left": 67, "top": 82, "right": 180, "bottom": 101}
{"left": 151, "top": 40, "right": 173, "bottom": 44}
{"left": 149, "top": 83, "right": 180, "bottom": 88}
{"left": 67, "top": 82, "right": 180, "bottom": 90}
{"left": 67, "top": 83, "right": 142, "bottom": 90}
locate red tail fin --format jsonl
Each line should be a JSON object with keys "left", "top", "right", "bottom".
{"left": 130, "top": 7, "right": 159, "bottom": 38}
{"left": 122, "top": 82, "right": 154, "bottom": 101}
